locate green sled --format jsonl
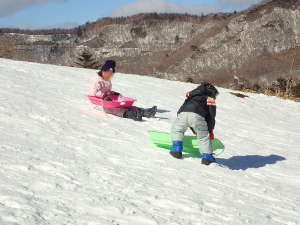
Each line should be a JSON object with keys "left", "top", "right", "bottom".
{"left": 148, "top": 130, "right": 225, "bottom": 154}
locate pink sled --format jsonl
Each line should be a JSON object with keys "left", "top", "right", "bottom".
{"left": 87, "top": 95, "right": 136, "bottom": 109}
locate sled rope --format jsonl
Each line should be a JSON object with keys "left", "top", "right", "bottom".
{"left": 213, "top": 147, "right": 225, "bottom": 156}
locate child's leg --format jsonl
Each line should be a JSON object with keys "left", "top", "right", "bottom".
{"left": 171, "top": 112, "right": 189, "bottom": 142}
{"left": 123, "top": 107, "right": 143, "bottom": 121}
{"left": 141, "top": 106, "right": 157, "bottom": 118}
{"left": 188, "top": 113, "right": 213, "bottom": 155}
{"left": 104, "top": 107, "right": 126, "bottom": 117}
{"left": 170, "top": 113, "right": 188, "bottom": 158}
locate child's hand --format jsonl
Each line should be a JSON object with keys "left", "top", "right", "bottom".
{"left": 209, "top": 132, "right": 215, "bottom": 140}
{"left": 111, "top": 91, "right": 121, "bottom": 96}
{"left": 103, "top": 96, "right": 113, "bottom": 101}
{"left": 186, "top": 92, "right": 190, "bottom": 98}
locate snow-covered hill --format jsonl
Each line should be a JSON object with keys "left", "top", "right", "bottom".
{"left": 0, "top": 58, "right": 300, "bottom": 225}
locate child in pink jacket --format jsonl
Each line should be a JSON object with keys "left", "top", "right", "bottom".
{"left": 89, "top": 60, "right": 157, "bottom": 121}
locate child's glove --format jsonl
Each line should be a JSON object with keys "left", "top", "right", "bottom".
{"left": 103, "top": 96, "right": 112, "bottom": 101}
{"left": 209, "top": 132, "right": 215, "bottom": 140}
{"left": 111, "top": 91, "right": 121, "bottom": 96}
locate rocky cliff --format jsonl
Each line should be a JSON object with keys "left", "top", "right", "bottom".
{"left": 1, "top": 0, "right": 299, "bottom": 88}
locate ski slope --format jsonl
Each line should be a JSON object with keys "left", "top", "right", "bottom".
{"left": 0, "top": 58, "right": 300, "bottom": 225}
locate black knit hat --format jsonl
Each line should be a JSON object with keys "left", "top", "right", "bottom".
{"left": 100, "top": 60, "right": 116, "bottom": 73}
{"left": 201, "top": 82, "right": 219, "bottom": 98}
{"left": 198, "top": 81, "right": 219, "bottom": 98}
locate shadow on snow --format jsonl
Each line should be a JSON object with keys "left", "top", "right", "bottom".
{"left": 157, "top": 109, "right": 171, "bottom": 113}
{"left": 216, "top": 154, "right": 286, "bottom": 170}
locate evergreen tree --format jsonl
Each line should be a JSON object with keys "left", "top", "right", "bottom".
{"left": 75, "top": 48, "right": 98, "bottom": 69}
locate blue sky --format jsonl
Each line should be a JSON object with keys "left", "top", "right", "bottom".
{"left": 0, "top": 0, "right": 260, "bottom": 29}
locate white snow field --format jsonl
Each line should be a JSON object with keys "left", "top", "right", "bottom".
{"left": 0, "top": 58, "right": 300, "bottom": 225}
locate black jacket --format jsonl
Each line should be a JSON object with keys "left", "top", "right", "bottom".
{"left": 178, "top": 83, "right": 218, "bottom": 132}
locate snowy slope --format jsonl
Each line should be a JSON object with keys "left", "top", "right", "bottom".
{"left": 0, "top": 58, "right": 300, "bottom": 225}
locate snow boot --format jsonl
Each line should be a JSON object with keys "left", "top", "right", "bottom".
{"left": 142, "top": 106, "right": 157, "bottom": 118}
{"left": 123, "top": 107, "right": 143, "bottom": 121}
{"left": 170, "top": 141, "right": 183, "bottom": 159}
{"left": 170, "top": 151, "right": 183, "bottom": 159}
{"left": 201, "top": 153, "right": 216, "bottom": 165}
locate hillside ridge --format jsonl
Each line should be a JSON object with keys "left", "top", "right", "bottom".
{"left": 0, "top": 0, "right": 299, "bottom": 91}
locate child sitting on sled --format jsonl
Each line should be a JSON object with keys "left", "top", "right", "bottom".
{"left": 89, "top": 60, "right": 157, "bottom": 121}
{"left": 170, "top": 82, "right": 219, "bottom": 165}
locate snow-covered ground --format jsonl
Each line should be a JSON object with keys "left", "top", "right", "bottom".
{"left": 0, "top": 58, "right": 300, "bottom": 225}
